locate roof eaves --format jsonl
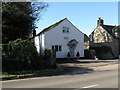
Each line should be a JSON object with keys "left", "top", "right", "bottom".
{"left": 37, "top": 18, "right": 67, "bottom": 36}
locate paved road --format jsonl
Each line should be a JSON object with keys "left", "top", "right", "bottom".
{"left": 2, "top": 64, "right": 118, "bottom": 88}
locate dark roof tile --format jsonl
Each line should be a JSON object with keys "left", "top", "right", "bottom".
{"left": 102, "top": 25, "right": 116, "bottom": 38}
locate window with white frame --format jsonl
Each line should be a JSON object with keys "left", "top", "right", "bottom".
{"left": 59, "top": 46, "right": 62, "bottom": 51}
{"left": 52, "top": 45, "right": 62, "bottom": 52}
{"left": 62, "top": 27, "right": 69, "bottom": 33}
{"left": 52, "top": 46, "right": 54, "bottom": 50}
{"left": 55, "top": 45, "right": 58, "bottom": 51}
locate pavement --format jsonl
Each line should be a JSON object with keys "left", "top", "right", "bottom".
{"left": 60, "top": 59, "right": 118, "bottom": 75}
{"left": 2, "top": 59, "right": 119, "bottom": 88}
{"left": 60, "top": 59, "right": 118, "bottom": 68}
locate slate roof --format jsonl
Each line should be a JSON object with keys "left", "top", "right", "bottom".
{"left": 37, "top": 18, "right": 67, "bottom": 36}
{"left": 102, "top": 25, "right": 115, "bottom": 38}
{"left": 68, "top": 39, "right": 78, "bottom": 45}
{"left": 84, "top": 34, "right": 89, "bottom": 42}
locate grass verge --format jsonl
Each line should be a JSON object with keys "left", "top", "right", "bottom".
{"left": 1, "top": 66, "right": 72, "bottom": 81}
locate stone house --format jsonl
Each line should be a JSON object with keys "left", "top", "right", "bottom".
{"left": 84, "top": 34, "right": 89, "bottom": 50}
{"left": 89, "top": 18, "right": 120, "bottom": 59}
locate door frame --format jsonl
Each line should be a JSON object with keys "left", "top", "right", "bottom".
{"left": 69, "top": 44, "right": 76, "bottom": 58}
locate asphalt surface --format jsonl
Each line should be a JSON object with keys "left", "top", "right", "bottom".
{"left": 2, "top": 62, "right": 118, "bottom": 88}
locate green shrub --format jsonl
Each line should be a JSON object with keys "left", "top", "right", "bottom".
{"left": 2, "top": 39, "right": 38, "bottom": 72}
{"left": 76, "top": 52, "right": 80, "bottom": 57}
{"left": 2, "top": 39, "right": 58, "bottom": 72}
{"left": 67, "top": 52, "right": 70, "bottom": 57}
{"left": 44, "top": 49, "right": 57, "bottom": 69}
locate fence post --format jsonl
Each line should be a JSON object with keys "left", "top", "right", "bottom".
{"left": 51, "top": 49, "right": 56, "bottom": 64}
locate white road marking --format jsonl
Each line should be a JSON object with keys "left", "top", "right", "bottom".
{"left": 82, "top": 84, "right": 98, "bottom": 88}
{"left": 73, "top": 84, "right": 99, "bottom": 90}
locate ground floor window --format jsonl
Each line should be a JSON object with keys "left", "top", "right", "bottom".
{"left": 55, "top": 45, "right": 58, "bottom": 51}
{"left": 59, "top": 46, "right": 62, "bottom": 51}
{"left": 52, "top": 46, "right": 54, "bottom": 49}
{"left": 52, "top": 45, "right": 62, "bottom": 52}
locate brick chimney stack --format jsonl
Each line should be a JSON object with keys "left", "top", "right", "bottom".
{"left": 33, "top": 29, "right": 36, "bottom": 37}
{"left": 97, "top": 17, "right": 104, "bottom": 26}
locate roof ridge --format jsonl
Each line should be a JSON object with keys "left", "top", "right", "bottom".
{"left": 103, "top": 25, "right": 115, "bottom": 27}
{"left": 37, "top": 18, "right": 67, "bottom": 35}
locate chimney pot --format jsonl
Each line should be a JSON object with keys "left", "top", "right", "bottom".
{"left": 97, "top": 17, "right": 104, "bottom": 26}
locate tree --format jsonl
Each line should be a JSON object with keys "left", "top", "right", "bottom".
{"left": 2, "top": 2, "right": 48, "bottom": 43}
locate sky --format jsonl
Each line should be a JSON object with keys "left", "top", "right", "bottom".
{"left": 36, "top": 2, "right": 118, "bottom": 35}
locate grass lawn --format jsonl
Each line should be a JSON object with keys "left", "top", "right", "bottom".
{"left": 1, "top": 66, "right": 72, "bottom": 81}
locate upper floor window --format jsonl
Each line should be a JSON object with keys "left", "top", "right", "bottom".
{"left": 62, "top": 27, "right": 69, "bottom": 33}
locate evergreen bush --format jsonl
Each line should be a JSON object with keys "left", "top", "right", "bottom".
{"left": 2, "top": 39, "right": 38, "bottom": 72}
{"left": 2, "top": 39, "right": 58, "bottom": 72}
{"left": 67, "top": 52, "right": 71, "bottom": 57}
{"left": 76, "top": 52, "right": 80, "bottom": 57}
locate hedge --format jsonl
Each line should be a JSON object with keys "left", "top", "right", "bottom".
{"left": 2, "top": 39, "right": 57, "bottom": 72}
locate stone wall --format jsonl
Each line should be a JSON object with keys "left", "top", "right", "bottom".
{"left": 112, "top": 38, "right": 119, "bottom": 58}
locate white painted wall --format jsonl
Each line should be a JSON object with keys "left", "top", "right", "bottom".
{"left": 39, "top": 33, "right": 45, "bottom": 55}
{"left": 44, "top": 19, "right": 84, "bottom": 58}
{"left": 34, "top": 36, "right": 40, "bottom": 53}
{"left": 34, "top": 33, "right": 45, "bottom": 55}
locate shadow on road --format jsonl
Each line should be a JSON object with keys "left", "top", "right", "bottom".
{"left": 37, "top": 65, "right": 94, "bottom": 77}
{"left": 3, "top": 59, "right": 117, "bottom": 81}
{"left": 63, "top": 66, "right": 94, "bottom": 75}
